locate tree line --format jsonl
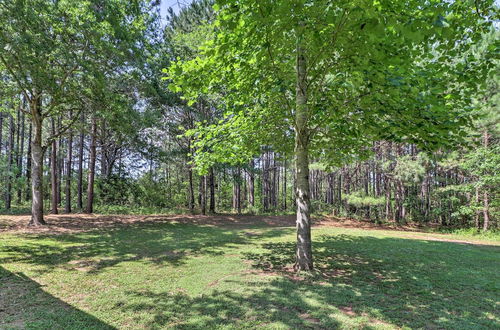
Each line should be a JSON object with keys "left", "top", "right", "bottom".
{"left": 0, "top": 0, "right": 498, "bottom": 269}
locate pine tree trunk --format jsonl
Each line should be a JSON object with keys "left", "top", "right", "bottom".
{"left": 77, "top": 112, "right": 84, "bottom": 210}
{"left": 482, "top": 131, "right": 489, "bottom": 231}
{"left": 65, "top": 121, "right": 73, "bottom": 213}
{"left": 50, "top": 118, "right": 58, "bottom": 214}
{"left": 188, "top": 167, "right": 195, "bottom": 213}
{"left": 86, "top": 117, "right": 97, "bottom": 213}
{"left": 29, "top": 98, "right": 46, "bottom": 226}
{"left": 209, "top": 167, "right": 215, "bottom": 213}
{"left": 25, "top": 123, "right": 32, "bottom": 201}
{"left": 5, "top": 114, "right": 14, "bottom": 209}
{"left": 248, "top": 160, "right": 255, "bottom": 207}
{"left": 236, "top": 167, "right": 241, "bottom": 214}
{"left": 0, "top": 111, "right": 3, "bottom": 155}
{"left": 283, "top": 159, "right": 287, "bottom": 210}
{"left": 294, "top": 23, "right": 313, "bottom": 271}
{"left": 199, "top": 175, "right": 206, "bottom": 215}
{"left": 57, "top": 120, "right": 63, "bottom": 206}
{"left": 17, "top": 111, "right": 25, "bottom": 204}
{"left": 475, "top": 186, "right": 480, "bottom": 230}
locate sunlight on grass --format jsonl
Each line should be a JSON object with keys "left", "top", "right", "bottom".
{"left": 1, "top": 221, "right": 499, "bottom": 329}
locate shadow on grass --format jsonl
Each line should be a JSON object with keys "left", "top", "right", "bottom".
{"left": 0, "top": 266, "right": 114, "bottom": 329}
{"left": 106, "top": 234, "right": 500, "bottom": 329}
{"left": 0, "top": 222, "right": 292, "bottom": 273}
{"left": 240, "top": 234, "right": 500, "bottom": 329}
{"left": 1, "top": 223, "right": 498, "bottom": 329}
{"left": 107, "top": 235, "right": 500, "bottom": 329}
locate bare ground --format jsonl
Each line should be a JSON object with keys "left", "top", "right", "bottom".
{"left": 0, "top": 213, "right": 497, "bottom": 246}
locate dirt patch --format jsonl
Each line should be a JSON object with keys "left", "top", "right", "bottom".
{"left": 0, "top": 213, "right": 296, "bottom": 235}
{"left": 0, "top": 213, "right": 497, "bottom": 247}
{"left": 316, "top": 216, "right": 430, "bottom": 232}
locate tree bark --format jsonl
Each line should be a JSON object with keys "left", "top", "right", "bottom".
{"left": 474, "top": 186, "right": 480, "bottom": 230}
{"left": 5, "top": 113, "right": 14, "bottom": 209}
{"left": 188, "top": 166, "right": 195, "bottom": 213}
{"left": 248, "top": 160, "right": 255, "bottom": 207}
{"left": 17, "top": 111, "right": 25, "bottom": 204}
{"left": 86, "top": 117, "right": 97, "bottom": 213}
{"left": 209, "top": 167, "right": 215, "bottom": 213}
{"left": 294, "top": 24, "right": 313, "bottom": 271}
{"left": 29, "top": 98, "right": 46, "bottom": 226}
{"left": 65, "top": 118, "right": 73, "bottom": 213}
{"left": 25, "top": 123, "right": 32, "bottom": 201}
{"left": 0, "top": 111, "right": 3, "bottom": 155}
{"left": 77, "top": 112, "right": 84, "bottom": 210}
{"left": 50, "top": 118, "right": 58, "bottom": 214}
{"left": 482, "top": 130, "right": 489, "bottom": 231}
{"left": 199, "top": 175, "right": 206, "bottom": 215}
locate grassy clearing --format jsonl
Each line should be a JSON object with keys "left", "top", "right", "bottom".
{"left": 0, "top": 215, "right": 499, "bottom": 329}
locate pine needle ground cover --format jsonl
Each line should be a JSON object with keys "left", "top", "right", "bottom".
{"left": 1, "top": 215, "right": 498, "bottom": 329}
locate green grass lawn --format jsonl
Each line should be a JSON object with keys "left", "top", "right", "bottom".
{"left": 0, "top": 217, "right": 499, "bottom": 329}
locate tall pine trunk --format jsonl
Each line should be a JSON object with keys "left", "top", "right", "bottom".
{"left": 5, "top": 114, "right": 14, "bottom": 210}
{"left": 209, "top": 167, "right": 215, "bottom": 213}
{"left": 199, "top": 175, "right": 206, "bottom": 215}
{"left": 188, "top": 167, "right": 195, "bottom": 213}
{"left": 25, "top": 123, "right": 32, "bottom": 201}
{"left": 294, "top": 23, "right": 313, "bottom": 271}
{"left": 65, "top": 119, "right": 73, "bottom": 213}
{"left": 17, "top": 111, "right": 25, "bottom": 204}
{"left": 0, "top": 111, "right": 3, "bottom": 155}
{"left": 482, "top": 131, "right": 490, "bottom": 231}
{"left": 50, "top": 118, "right": 58, "bottom": 214}
{"left": 248, "top": 160, "right": 255, "bottom": 207}
{"left": 86, "top": 117, "right": 97, "bottom": 213}
{"left": 77, "top": 112, "right": 84, "bottom": 210}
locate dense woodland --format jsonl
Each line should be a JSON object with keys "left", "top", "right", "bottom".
{"left": 0, "top": 0, "right": 498, "bottom": 243}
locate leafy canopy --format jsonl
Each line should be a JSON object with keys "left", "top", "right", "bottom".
{"left": 168, "top": 0, "right": 496, "bottom": 172}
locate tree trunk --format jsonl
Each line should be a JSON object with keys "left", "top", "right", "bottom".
{"left": 5, "top": 114, "right": 14, "bottom": 209}
{"left": 188, "top": 166, "right": 195, "bottom": 213}
{"left": 248, "top": 160, "right": 255, "bottom": 207}
{"left": 29, "top": 98, "right": 46, "bottom": 226}
{"left": 17, "top": 111, "right": 25, "bottom": 204}
{"left": 77, "top": 112, "right": 84, "bottom": 210}
{"left": 294, "top": 24, "right": 313, "bottom": 271}
{"left": 482, "top": 131, "right": 489, "bottom": 231}
{"left": 65, "top": 119, "right": 73, "bottom": 213}
{"left": 283, "top": 159, "right": 287, "bottom": 210}
{"left": 50, "top": 118, "right": 58, "bottom": 214}
{"left": 25, "top": 123, "right": 32, "bottom": 201}
{"left": 57, "top": 119, "right": 63, "bottom": 206}
{"left": 474, "top": 186, "right": 480, "bottom": 230}
{"left": 0, "top": 111, "right": 3, "bottom": 155}
{"left": 199, "top": 175, "right": 206, "bottom": 215}
{"left": 209, "top": 167, "right": 215, "bottom": 213}
{"left": 86, "top": 117, "right": 97, "bottom": 213}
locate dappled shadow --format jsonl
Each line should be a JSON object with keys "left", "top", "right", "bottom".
{"left": 1, "top": 215, "right": 498, "bottom": 328}
{"left": 0, "top": 221, "right": 292, "bottom": 274}
{"left": 0, "top": 213, "right": 299, "bottom": 234}
{"left": 241, "top": 234, "right": 500, "bottom": 329}
{"left": 0, "top": 266, "right": 114, "bottom": 329}
{"left": 119, "top": 280, "right": 341, "bottom": 329}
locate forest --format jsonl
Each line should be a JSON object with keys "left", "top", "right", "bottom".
{"left": 0, "top": 0, "right": 499, "bottom": 329}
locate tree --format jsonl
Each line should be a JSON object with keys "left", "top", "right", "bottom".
{"left": 169, "top": 0, "right": 495, "bottom": 270}
{"left": 0, "top": 0, "right": 151, "bottom": 225}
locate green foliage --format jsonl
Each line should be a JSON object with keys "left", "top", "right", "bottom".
{"left": 169, "top": 0, "right": 496, "bottom": 173}
{"left": 345, "top": 190, "right": 385, "bottom": 208}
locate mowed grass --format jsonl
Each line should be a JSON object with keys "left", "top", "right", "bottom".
{"left": 0, "top": 216, "right": 499, "bottom": 329}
